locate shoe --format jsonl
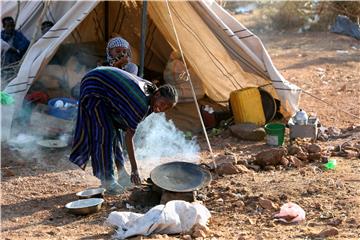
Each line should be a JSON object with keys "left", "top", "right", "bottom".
{"left": 118, "top": 167, "right": 134, "bottom": 188}
{"left": 102, "top": 181, "right": 125, "bottom": 195}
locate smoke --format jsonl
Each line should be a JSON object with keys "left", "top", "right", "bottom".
{"left": 133, "top": 113, "right": 200, "bottom": 178}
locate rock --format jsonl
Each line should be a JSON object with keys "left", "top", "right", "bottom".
{"left": 233, "top": 200, "right": 245, "bottom": 208}
{"left": 258, "top": 197, "right": 277, "bottom": 210}
{"left": 288, "top": 145, "right": 302, "bottom": 155}
{"left": 160, "top": 191, "right": 195, "bottom": 204}
{"left": 2, "top": 168, "right": 15, "bottom": 177}
{"left": 236, "top": 164, "right": 250, "bottom": 173}
{"left": 216, "top": 162, "right": 239, "bottom": 175}
{"left": 288, "top": 156, "right": 304, "bottom": 168}
{"left": 280, "top": 157, "right": 289, "bottom": 166}
{"left": 328, "top": 127, "right": 341, "bottom": 137}
{"left": 191, "top": 224, "right": 208, "bottom": 238}
{"left": 247, "top": 164, "right": 261, "bottom": 171}
{"left": 245, "top": 217, "right": 255, "bottom": 225}
{"left": 215, "top": 198, "right": 224, "bottom": 203}
{"left": 207, "top": 155, "right": 237, "bottom": 170}
{"left": 215, "top": 154, "right": 238, "bottom": 165}
{"left": 229, "top": 123, "right": 266, "bottom": 141}
{"left": 308, "top": 152, "right": 322, "bottom": 161}
{"left": 346, "top": 218, "right": 357, "bottom": 225}
{"left": 307, "top": 144, "right": 322, "bottom": 153}
{"left": 316, "top": 227, "right": 339, "bottom": 238}
{"left": 328, "top": 218, "right": 342, "bottom": 226}
{"left": 196, "top": 193, "right": 207, "bottom": 201}
{"left": 253, "top": 148, "right": 287, "bottom": 167}
{"left": 264, "top": 166, "right": 276, "bottom": 171}
{"left": 296, "top": 151, "right": 308, "bottom": 161}
{"left": 181, "top": 235, "right": 192, "bottom": 240}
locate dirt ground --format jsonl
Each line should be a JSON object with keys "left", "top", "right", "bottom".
{"left": 1, "top": 10, "right": 360, "bottom": 240}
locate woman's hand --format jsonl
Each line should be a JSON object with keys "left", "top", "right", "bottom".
{"left": 112, "top": 56, "right": 129, "bottom": 69}
{"left": 130, "top": 169, "right": 141, "bottom": 185}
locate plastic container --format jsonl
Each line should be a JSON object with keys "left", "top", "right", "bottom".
{"left": 230, "top": 87, "right": 266, "bottom": 126}
{"left": 48, "top": 97, "right": 78, "bottom": 120}
{"left": 264, "top": 123, "right": 285, "bottom": 146}
{"left": 324, "top": 159, "right": 336, "bottom": 170}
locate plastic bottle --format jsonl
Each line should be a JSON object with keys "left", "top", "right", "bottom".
{"left": 324, "top": 159, "right": 336, "bottom": 170}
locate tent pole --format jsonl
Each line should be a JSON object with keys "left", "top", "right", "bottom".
{"left": 105, "top": 1, "right": 109, "bottom": 41}
{"left": 165, "top": 1, "right": 215, "bottom": 166}
{"left": 139, "top": 1, "right": 148, "bottom": 78}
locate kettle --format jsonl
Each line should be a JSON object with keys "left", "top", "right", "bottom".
{"left": 293, "top": 109, "right": 308, "bottom": 125}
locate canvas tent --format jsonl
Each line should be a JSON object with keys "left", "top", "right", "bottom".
{"left": 1, "top": 0, "right": 300, "bottom": 140}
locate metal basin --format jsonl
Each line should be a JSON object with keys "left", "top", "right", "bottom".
{"left": 37, "top": 139, "right": 68, "bottom": 148}
{"left": 150, "top": 161, "right": 212, "bottom": 193}
{"left": 65, "top": 198, "right": 104, "bottom": 215}
{"left": 76, "top": 188, "right": 106, "bottom": 199}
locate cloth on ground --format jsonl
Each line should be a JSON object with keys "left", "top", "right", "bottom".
{"left": 106, "top": 200, "right": 211, "bottom": 239}
{"left": 330, "top": 15, "right": 360, "bottom": 40}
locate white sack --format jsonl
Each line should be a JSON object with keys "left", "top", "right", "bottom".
{"left": 106, "top": 200, "right": 211, "bottom": 239}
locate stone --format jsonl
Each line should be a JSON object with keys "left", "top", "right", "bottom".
{"left": 245, "top": 217, "right": 255, "bottom": 225}
{"left": 213, "top": 154, "right": 238, "bottom": 167}
{"left": 2, "top": 168, "right": 15, "bottom": 177}
{"left": 280, "top": 157, "right": 289, "bottom": 166}
{"left": 191, "top": 224, "right": 208, "bottom": 238}
{"left": 307, "top": 144, "right": 322, "bottom": 153}
{"left": 258, "top": 197, "right": 277, "bottom": 210}
{"left": 316, "top": 227, "right": 339, "bottom": 238}
{"left": 296, "top": 151, "right": 308, "bottom": 161}
{"left": 160, "top": 191, "right": 195, "bottom": 204}
{"left": 236, "top": 164, "right": 250, "bottom": 173}
{"left": 181, "top": 235, "right": 192, "bottom": 240}
{"left": 253, "top": 148, "right": 287, "bottom": 167}
{"left": 264, "top": 166, "right": 276, "bottom": 171}
{"left": 233, "top": 200, "right": 245, "bottom": 208}
{"left": 288, "top": 145, "right": 302, "bottom": 155}
{"left": 308, "top": 152, "right": 322, "bottom": 161}
{"left": 247, "top": 164, "right": 261, "bottom": 171}
{"left": 288, "top": 156, "right": 305, "bottom": 168}
{"left": 229, "top": 123, "right": 266, "bottom": 141}
{"left": 328, "top": 218, "right": 342, "bottom": 226}
{"left": 216, "top": 162, "right": 239, "bottom": 175}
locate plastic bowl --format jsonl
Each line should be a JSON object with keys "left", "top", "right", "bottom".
{"left": 76, "top": 188, "right": 106, "bottom": 199}
{"left": 65, "top": 198, "right": 104, "bottom": 215}
{"left": 48, "top": 97, "right": 78, "bottom": 120}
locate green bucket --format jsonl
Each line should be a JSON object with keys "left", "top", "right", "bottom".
{"left": 264, "top": 123, "right": 285, "bottom": 146}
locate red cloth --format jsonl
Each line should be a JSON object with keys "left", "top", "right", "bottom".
{"left": 25, "top": 91, "right": 49, "bottom": 104}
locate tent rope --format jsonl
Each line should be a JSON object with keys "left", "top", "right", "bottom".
{"left": 164, "top": 0, "right": 216, "bottom": 166}
{"left": 302, "top": 90, "right": 360, "bottom": 120}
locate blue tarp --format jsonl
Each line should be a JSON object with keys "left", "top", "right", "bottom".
{"left": 330, "top": 15, "right": 360, "bottom": 40}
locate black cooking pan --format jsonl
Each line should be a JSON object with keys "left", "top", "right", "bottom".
{"left": 150, "top": 161, "right": 212, "bottom": 192}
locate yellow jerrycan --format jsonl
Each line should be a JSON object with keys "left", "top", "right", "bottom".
{"left": 230, "top": 87, "right": 266, "bottom": 126}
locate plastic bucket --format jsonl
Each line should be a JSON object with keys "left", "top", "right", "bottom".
{"left": 229, "top": 87, "right": 266, "bottom": 126}
{"left": 264, "top": 123, "right": 285, "bottom": 146}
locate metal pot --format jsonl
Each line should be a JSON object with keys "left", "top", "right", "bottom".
{"left": 76, "top": 188, "right": 106, "bottom": 199}
{"left": 65, "top": 198, "right": 104, "bottom": 215}
{"left": 150, "top": 161, "right": 212, "bottom": 193}
{"left": 293, "top": 109, "right": 308, "bottom": 125}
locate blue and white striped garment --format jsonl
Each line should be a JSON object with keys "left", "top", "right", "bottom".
{"left": 69, "top": 66, "right": 150, "bottom": 182}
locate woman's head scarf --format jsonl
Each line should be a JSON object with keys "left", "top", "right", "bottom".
{"left": 106, "top": 37, "right": 132, "bottom": 63}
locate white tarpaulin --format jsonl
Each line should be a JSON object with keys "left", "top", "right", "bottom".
{"left": 106, "top": 200, "right": 211, "bottom": 239}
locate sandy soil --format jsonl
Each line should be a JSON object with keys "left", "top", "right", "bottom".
{"left": 1, "top": 12, "right": 360, "bottom": 240}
